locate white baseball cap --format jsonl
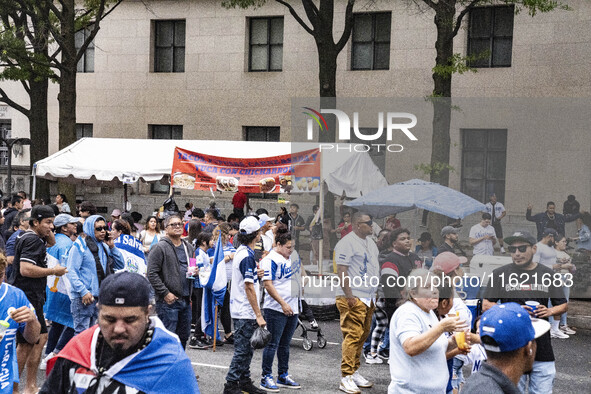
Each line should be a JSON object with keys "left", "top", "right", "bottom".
{"left": 239, "top": 216, "right": 261, "bottom": 235}
{"left": 258, "top": 214, "right": 273, "bottom": 224}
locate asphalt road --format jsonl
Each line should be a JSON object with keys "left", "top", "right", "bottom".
{"left": 31, "top": 320, "right": 591, "bottom": 393}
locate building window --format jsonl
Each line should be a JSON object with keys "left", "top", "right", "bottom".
{"left": 0, "top": 122, "right": 11, "bottom": 166}
{"left": 76, "top": 124, "right": 93, "bottom": 140}
{"left": 75, "top": 28, "right": 94, "bottom": 73}
{"left": 351, "top": 12, "right": 391, "bottom": 70}
{"left": 468, "top": 6, "right": 514, "bottom": 68}
{"left": 249, "top": 17, "right": 283, "bottom": 72}
{"left": 461, "top": 129, "right": 507, "bottom": 203}
{"left": 150, "top": 124, "right": 183, "bottom": 140}
{"left": 150, "top": 125, "right": 183, "bottom": 193}
{"left": 244, "top": 126, "right": 280, "bottom": 142}
{"left": 154, "top": 20, "right": 185, "bottom": 72}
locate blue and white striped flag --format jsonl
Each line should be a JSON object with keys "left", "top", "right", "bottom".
{"left": 200, "top": 235, "right": 227, "bottom": 339}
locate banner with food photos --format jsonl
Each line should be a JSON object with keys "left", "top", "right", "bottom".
{"left": 171, "top": 147, "right": 321, "bottom": 193}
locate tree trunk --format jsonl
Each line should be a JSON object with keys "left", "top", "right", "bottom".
{"left": 28, "top": 78, "right": 50, "bottom": 200}
{"left": 428, "top": 4, "right": 455, "bottom": 241}
{"left": 57, "top": 0, "right": 77, "bottom": 204}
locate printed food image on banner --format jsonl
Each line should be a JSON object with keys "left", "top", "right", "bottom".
{"left": 171, "top": 147, "right": 320, "bottom": 193}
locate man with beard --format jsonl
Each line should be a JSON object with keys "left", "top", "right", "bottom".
{"left": 41, "top": 271, "right": 200, "bottom": 394}
{"left": 483, "top": 231, "right": 568, "bottom": 394}
{"left": 526, "top": 201, "right": 581, "bottom": 241}
{"left": 462, "top": 303, "right": 550, "bottom": 394}
{"left": 438, "top": 226, "right": 467, "bottom": 257}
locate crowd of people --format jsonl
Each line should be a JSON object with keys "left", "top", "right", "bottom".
{"left": 0, "top": 189, "right": 588, "bottom": 394}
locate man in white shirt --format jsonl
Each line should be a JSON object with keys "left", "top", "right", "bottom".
{"left": 485, "top": 193, "right": 507, "bottom": 254}
{"left": 469, "top": 213, "right": 497, "bottom": 256}
{"left": 533, "top": 228, "right": 558, "bottom": 269}
{"left": 335, "top": 212, "right": 379, "bottom": 393}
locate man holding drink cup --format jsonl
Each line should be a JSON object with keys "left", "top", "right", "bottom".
{"left": 483, "top": 231, "right": 568, "bottom": 394}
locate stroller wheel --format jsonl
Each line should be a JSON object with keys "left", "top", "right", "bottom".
{"left": 317, "top": 335, "right": 327, "bottom": 349}
{"left": 303, "top": 338, "right": 313, "bottom": 351}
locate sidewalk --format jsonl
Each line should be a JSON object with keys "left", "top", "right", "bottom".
{"left": 567, "top": 299, "right": 591, "bottom": 330}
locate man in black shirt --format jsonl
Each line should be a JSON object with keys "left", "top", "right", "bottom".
{"left": 10, "top": 205, "right": 67, "bottom": 394}
{"left": 438, "top": 225, "right": 466, "bottom": 257}
{"left": 483, "top": 230, "right": 567, "bottom": 394}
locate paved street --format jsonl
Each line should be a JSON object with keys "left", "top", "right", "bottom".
{"left": 187, "top": 321, "right": 591, "bottom": 394}
{"left": 31, "top": 317, "right": 591, "bottom": 393}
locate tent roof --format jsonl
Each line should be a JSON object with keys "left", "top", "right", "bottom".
{"left": 34, "top": 138, "right": 387, "bottom": 197}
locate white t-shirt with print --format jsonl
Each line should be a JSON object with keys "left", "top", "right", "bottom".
{"left": 334, "top": 231, "right": 379, "bottom": 306}
{"left": 261, "top": 250, "right": 298, "bottom": 313}
{"left": 485, "top": 202, "right": 505, "bottom": 221}
{"left": 469, "top": 223, "right": 496, "bottom": 255}
{"left": 230, "top": 245, "right": 260, "bottom": 320}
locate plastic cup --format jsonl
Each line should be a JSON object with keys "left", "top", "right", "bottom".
{"left": 525, "top": 301, "right": 540, "bottom": 313}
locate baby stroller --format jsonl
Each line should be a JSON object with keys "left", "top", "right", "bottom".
{"left": 297, "top": 300, "right": 327, "bottom": 351}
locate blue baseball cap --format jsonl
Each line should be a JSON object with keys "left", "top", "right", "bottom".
{"left": 480, "top": 302, "right": 550, "bottom": 352}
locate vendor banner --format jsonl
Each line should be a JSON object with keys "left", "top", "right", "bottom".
{"left": 171, "top": 147, "right": 321, "bottom": 193}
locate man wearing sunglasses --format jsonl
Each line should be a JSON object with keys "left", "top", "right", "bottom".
{"left": 334, "top": 212, "right": 379, "bottom": 393}
{"left": 148, "top": 214, "right": 196, "bottom": 349}
{"left": 66, "top": 215, "right": 125, "bottom": 335}
{"left": 482, "top": 231, "right": 567, "bottom": 394}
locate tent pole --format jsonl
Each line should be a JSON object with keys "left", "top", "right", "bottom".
{"left": 318, "top": 152, "right": 323, "bottom": 276}
{"left": 123, "top": 184, "right": 128, "bottom": 212}
{"left": 31, "top": 164, "right": 37, "bottom": 200}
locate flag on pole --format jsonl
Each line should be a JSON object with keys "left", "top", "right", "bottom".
{"left": 200, "top": 235, "right": 227, "bottom": 339}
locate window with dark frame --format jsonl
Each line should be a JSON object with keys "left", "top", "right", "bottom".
{"left": 75, "top": 28, "right": 94, "bottom": 73}
{"left": 351, "top": 12, "right": 391, "bottom": 70}
{"left": 249, "top": 17, "right": 283, "bottom": 72}
{"left": 0, "top": 121, "right": 11, "bottom": 166}
{"left": 76, "top": 124, "right": 93, "bottom": 140}
{"left": 150, "top": 125, "right": 183, "bottom": 193}
{"left": 154, "top": 20, "right": 186, "bottom": 73}
{"left": 244, "top": 126, "right": 280, "bottom": 142}
{"left": 461, "top": 129, "right": 507, "bottom": 203}
{"left": 467, "top": 6, "right": 514, "bottom": 68}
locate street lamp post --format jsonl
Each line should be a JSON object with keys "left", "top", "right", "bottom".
{"left": 0, "top": 130, "right": 31, "bottom": 196}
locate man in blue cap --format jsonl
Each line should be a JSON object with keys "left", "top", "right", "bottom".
{"left": 41, "top": 271, "right": 200, "bottom": 394}
{"left": 462, "top": 303, "right": 550, "bottom": 393}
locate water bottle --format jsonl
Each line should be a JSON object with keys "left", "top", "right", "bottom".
{"left": 0, "top": 320, "right": 9, "bottom": 342}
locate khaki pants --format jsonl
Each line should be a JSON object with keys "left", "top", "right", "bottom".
{"left": 336, "top": 296, "right": 375, "bottom": 377}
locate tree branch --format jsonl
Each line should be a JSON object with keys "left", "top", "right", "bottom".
{"left": 274, "top": 0, "right": 314, "bottom": 35}
{"left": 336, "top": 0, "right": 355, "bottom": 52}
{"left": 0, "top": 87, "right": 30, "bottom": 118}
{"left": 453, "top": 0, "right": 482, "bottom": 38}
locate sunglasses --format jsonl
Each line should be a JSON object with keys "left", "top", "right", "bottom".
{"left": 167, "top": 222, "right": 183, "bottom": 228}
{"left": 359, "top": 220, "right": 373, "bottom": 226}
{"left": 95, "top": 226, "right": 109, "bottom": 232}
{"left": 507, "top": 245, "right": 530, "bottom": 253}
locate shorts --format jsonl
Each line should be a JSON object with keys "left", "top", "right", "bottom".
{"left": 492, "top": 222, "right": 503, "bottom": 239}
{"left": 17, "top": 291, "right": 48, "bottom": 344}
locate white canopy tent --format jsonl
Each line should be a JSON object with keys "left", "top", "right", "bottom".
{"left": 33, "top": 138, "right": 387, "bottom": 198}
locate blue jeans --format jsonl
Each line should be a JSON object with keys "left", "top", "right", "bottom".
{"left": 261, "top": 309, "right": 299, "bottom": 377}
{"left": 519, "top": 361, "right": 556, "bottom": 394}
{"left": 46, "top": 322, "right": 75, "bottom": 355}
{"left": 156, "top": 298, "right": 192, "bottom": 349}
{"left": 380, "top": 327, "right": 389, "bottom": 351}
{"left": 451, "top": 357, "right": 465, "bottom": 389}
{"left": 363, "top": 315, "right": 376, "bottom": 353}
{"left": 226, "top": 318, "right": 258, "bottom": 384}
{"left": 549, "top": 276, "right": 570, "bottom": 326}
{"left": 71, "top": 298, "right": 98, "bottom": 335}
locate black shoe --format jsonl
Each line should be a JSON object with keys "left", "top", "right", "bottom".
{"left": 378, "top": 348, "right": 389, "bottom": 360}
{"left": 188, "top": 336, "right": 211, "bottom": 349}
{"left": 224, "top": 333, "right": 234, "bottom": 344}
{"left": 223, "top": 381, "right": 243, "bottom": 394}
{"left": 240, "top": 379, "right": 266, "bottom": 394}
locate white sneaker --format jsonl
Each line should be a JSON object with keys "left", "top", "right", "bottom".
{"left": 364, "top": 352, "right": 383, "bottom": 364}
{"left": 500, "top": 247, "right": 506, "bottom": 254}
{"left": 351, "top": 371, "right": 373, "bottom": 388}
{"left": 339, "top": 375, "right": 361, "bottom": 394}
{"left": 560, "top": 325, "right": 576, "bottom": 335}
{"left": 40, "top": 352, "right": 56, "bottom": 371}
{"left": 550, "top": 328, "right": 569, "bottom": 339}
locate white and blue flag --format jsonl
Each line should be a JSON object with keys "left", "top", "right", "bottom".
{"left": 200, "top": 235, "right": 227, "bottom": 339}
{"left": 114, "top": 234, "right": 147, "bottom": 276}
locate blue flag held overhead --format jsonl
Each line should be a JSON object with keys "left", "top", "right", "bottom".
{"left": 200, "top": 235, "right": 228, "bottom": 339}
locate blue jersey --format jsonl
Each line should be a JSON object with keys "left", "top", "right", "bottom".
{"left": 0, "top": 283, "right": 33, "bottom": 394}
